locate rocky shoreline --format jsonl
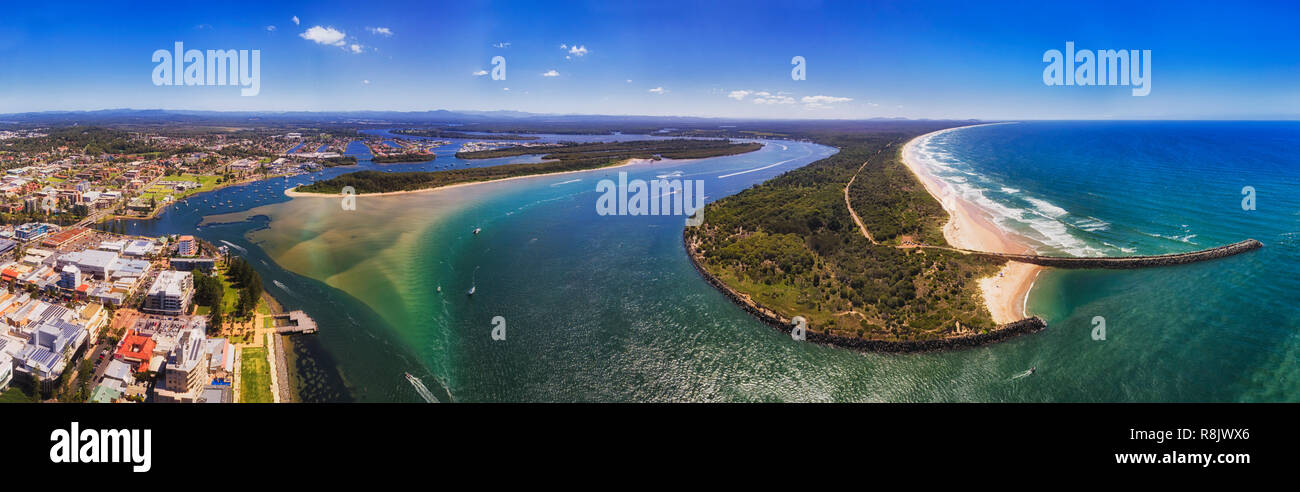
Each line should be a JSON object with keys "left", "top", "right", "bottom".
{"left": 961, "top": 239, "right": 1263, "bottom": 269}
{"left": 683, "top": 231, "right": 1047, "bottom": 353}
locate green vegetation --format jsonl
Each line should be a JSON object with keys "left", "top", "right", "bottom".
{"left": 55, "top": 358, "right": 95, "bottom": 402}
{"left": 2, "top": 127, "right": 161, "bottom": 155}
{"left": 192, "top": 269, "right": 226, "bottom": 332}
{"left": 456, "top": 139, "right": 761, "bottom": 161}
{"left": 686, "top": 127, "right": 1006, "bottom": 341}
{"left": 298, "top": 140, "right": 761, "bottom": 195}
{"left": 225, "top": 256, "right": 264, "bottom": 318}
{"left": 320, "top": 155, "right": 359, "bottom": 167}
{"left": 191, "top": 255, "right": 262, "bottom": 333}
{"left": 240, "top": 347, "right": 273, "bottom": 403}
{"left": 371, "top": 153, "right": 436, "bottom": 164}
{"left": 0, "top": 387, "right": 34, "bottom": 403}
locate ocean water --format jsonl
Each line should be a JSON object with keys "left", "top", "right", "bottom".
{"left": 118, "top": 123, "right": 1299, "bottom": 402}
{"left": 913, "top": 121, "right": 1300, "bottom": 401}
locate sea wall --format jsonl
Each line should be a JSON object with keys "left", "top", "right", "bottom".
{"left": 683, "top": 231, "right": 1048, "bottom": 353}
{"left": 963, "top": 239, "right": 1262, "bottom": 269}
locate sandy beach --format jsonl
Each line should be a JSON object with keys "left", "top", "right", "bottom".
{"left": 283, "top": 157, "right": 657, "bottom": 198}
{"left": 901, "top": 126, "right": 1041, "bottom": 324}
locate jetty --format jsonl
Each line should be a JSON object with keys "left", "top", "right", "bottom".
{"left": 272, "top": 310, "right": 318, "bottom": 334}
{"left": 941, "top": 239, "right": 1263, "bottom": 269}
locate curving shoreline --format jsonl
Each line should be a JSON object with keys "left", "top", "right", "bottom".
{"left": 283, "top": 157, "right": 656, "bottom": 198}
{"left": 683, "top": 232, "right": 1047, "bottom": 353}
{"left": 901, "top": 125, "right": 1043, "bottom": 324}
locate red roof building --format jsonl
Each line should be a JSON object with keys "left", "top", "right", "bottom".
{"left": 114, "top": 329, "right": 156, "bottom": 373}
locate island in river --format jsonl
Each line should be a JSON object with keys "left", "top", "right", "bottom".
{"left": 293, "top": 139, "right": 762, "bottom": 195}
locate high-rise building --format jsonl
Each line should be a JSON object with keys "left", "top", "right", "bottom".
{"left": 176, "top": 235, "right": 198, "bottom": 257}
{"left": 156, "top": 324, "right": 210, "bottom": 403}
{"left": 144, "top": 270, "right": 193, "bottom": 315}
{"left": 58, "top": 265, "right": 81, "bottom": 290}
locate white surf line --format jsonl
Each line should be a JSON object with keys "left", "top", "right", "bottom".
{"left": 716, "top": 156, "right": 802, "bottom": 179}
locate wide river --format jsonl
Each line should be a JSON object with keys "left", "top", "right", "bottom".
{"left": 115, "top": 123, "right": 1298, "bottom": 402}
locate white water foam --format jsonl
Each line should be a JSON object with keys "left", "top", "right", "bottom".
{"left": 219, "top": 240, "right": 247, "bottom": 253}
{"left": 911, "top": 127, "right": 1110, "bottom": 257}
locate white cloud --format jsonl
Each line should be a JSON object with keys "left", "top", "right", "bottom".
{"left": 265, "top": 25, "right": 276, "bottom": 32}
{"left": 300, "top": 26, "right": 347, "bottom": 46}
{"left": 568, "top": 45, "right": 588, "bottom": 57}
{"left": 367, "top": 27, "right": 393, "bottom": 36}
{"left": 362, "top": 79, "right": 370, "bottom": 85}
{"left": 727, "top": 90, "right": 752, "bottom": 101}
{"left": 626, "top": 79, "right": 632, "bottom": 83}
{"left": 559, "top": 43, "right": 567, "bottom": 49}
{"left": 801, "top": 95, "right": 853, "bottom": 104}
{"left": 473, "top": 70, "right": 489, "bottom": 76}
{"left": 648, "top": 87, "right": 666, "bottom": 94}
{"left": 292, "top": 16, "right": 300, "bottom": 25}
{"left": 493, "top": 42, "right": 511, "bottom": 48}
{"left": 542, "top": 69, "right": 560, "bottom": 77}
{"left": 503, "top": 87, "right": 510, "bottom": 91}
{"left": 753, "top": 93, "right": 795, "bottom": 104}
{"left": 349, "top": 43, "right": 364, "bottom": 54}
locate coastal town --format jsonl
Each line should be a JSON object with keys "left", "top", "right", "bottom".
{"left": 0, "top": 124, "right": 616, "bottom": 404}
{"left": 0, "top": 126, "right": 328, "bottom": 403}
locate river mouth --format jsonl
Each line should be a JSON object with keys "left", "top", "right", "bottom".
{"left": 112, "top": 123, "right": 1300, "bottom": 403}
{"left": 211, "top": 139, "right": 843, "bottom": 401}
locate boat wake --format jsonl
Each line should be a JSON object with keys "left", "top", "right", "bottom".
{"left": 272, "top": 280, "right": 295, "bottom": 297}
{"left": 1009, "top": 368, "right": 1035, "bottom": 380}
{"left": 405, "top": 373, "right": 440, "bottom": 403}
{"left": 716, "top": 156, "right": 802, "bottom": 179}
{"left": 219, "top": 240, "right": 247, "bottom": 253}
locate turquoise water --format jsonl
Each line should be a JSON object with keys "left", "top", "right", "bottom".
{"left": 914, "top": 121, "right": 1300, "bottom": 401}
{"left": 118, "top": 122, "right": 1299, "bottom": 402}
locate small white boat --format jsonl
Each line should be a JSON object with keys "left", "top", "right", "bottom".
{"left": 473, "top": 227, "right": 481, "bottom": 235}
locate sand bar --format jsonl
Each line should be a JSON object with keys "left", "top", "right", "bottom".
{"left": 283, "top": 158, "right": 657, "bottom": 198}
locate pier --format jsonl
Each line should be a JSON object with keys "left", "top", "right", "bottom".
{"left": 945, "top": 239, "right": 1263, "bottom": 269}
{"left": 272, "top": 310, "right": 318, "bottom": 334}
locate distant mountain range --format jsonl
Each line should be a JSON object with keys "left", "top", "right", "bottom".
{"left": 0, "top": 108, "right": 967, "bottom": 129}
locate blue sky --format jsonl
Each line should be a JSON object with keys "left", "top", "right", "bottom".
{"left": 0, "top": 0, "right": 1297, "bottom": 119}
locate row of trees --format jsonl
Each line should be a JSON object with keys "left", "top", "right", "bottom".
{"left": 225, "top": 256, "right": 263, "bottom": 318}
{"left": 192, "top": 269, "right": 226, "bottom": 333}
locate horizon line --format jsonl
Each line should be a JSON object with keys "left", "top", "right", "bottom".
{"left": 3, "top": 108, "right": 1300, "bottom": 123}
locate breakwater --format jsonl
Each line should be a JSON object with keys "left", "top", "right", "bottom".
{"left": 958, "top": 239, "right": 1262, "bottom": 269}
{"left": 684, "top": 232, "right": 1048, "bottom": 353}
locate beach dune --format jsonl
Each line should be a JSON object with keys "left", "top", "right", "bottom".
{"left": 901, "top": 127, "right": 1041, "bottom": 324}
